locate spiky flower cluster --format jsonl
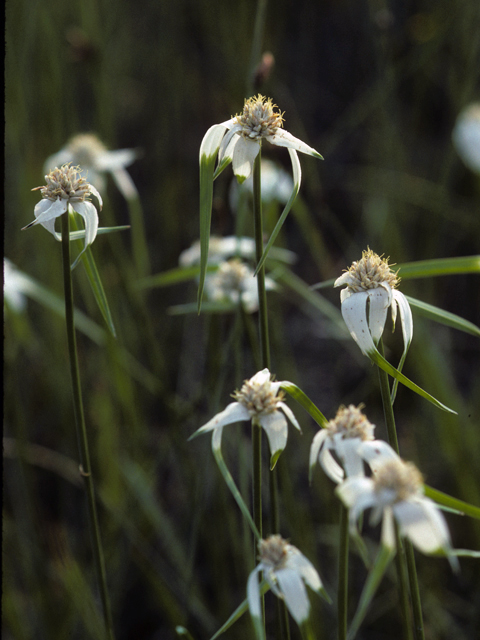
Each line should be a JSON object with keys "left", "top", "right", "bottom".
{"left": 32, "top": 164, "right": 93, "bottom": 204}
{"left": 339, "top": 248, "right": 399, "bottom": 293}
{"left": 258, "top": 535, "right": 289, "bottom": 570}
{"left": 374, "top": 458, "right": 424, "bottom": 502}
{"left": 64, "top": 134, "right": 108, "bottom": 167}
{"left": 233, "top": 372, "right": 285, "bottom": 417}
{"left": 326, "top": 404, "right": 375, "bottom": 441}
{"left": 234, "top": 94, "right": 284, "bottom": 140}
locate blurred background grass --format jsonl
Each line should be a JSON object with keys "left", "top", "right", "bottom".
{"left": 4, "top": 0, "right": 480, "bottom": 639}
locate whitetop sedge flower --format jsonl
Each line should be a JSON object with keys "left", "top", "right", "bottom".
{"left": 23, "top": 164, "right": 102, "bottom": 260}
{"left": 200, "top": 94, "right": 323, "bottom": 184}
{"left": 4, "top": 259, "right": 28, "bottom": 313}
{"left": 334, "top": 249, "right": 413, "bottom": 358}
{"left": 190, "top": 368, "right": 301, "bottom": 468}
{"left": 45, "top": 133, "right": 138, "bottom": 199}
{"left": 204, "top": 258, "right": 276, "bottom": 313}
{"left": 247, "top": 535, "right": 328, "bottom": 628}
{"left": 336, "top": 454, "right": 458, "bottom": 568}
{"left": 230, "top": 158, "right": 295, "bottom": 207}
{"left": 309, "top": 404, "right": 376, "bottom": 483}
{"left": 452, "top": 103, "right": 480, "bottom": 174}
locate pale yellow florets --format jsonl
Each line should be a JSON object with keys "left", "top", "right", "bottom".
{"left": 32, "top": 164, "right": 92, "bottom": 203}
{"left": 233, "top": 374, "right": 284, "bottom": 416}
{"left": 66, "top": 133, "right": 108, "bottom": 166}
{"left": 374, "top": 458, "right": 423, "bottom": 502}
{"left": 211, "top": 259, "right": 250, "bottom": 295}
{"left": 258, "top": 535, "right": 289, "bottom": 570}
{"left": 235, "top": 94, "right": 284, "bottom": 140}
{"left": 342, "top": 249, "right": 399, "bottom": 293}
{"left": 327, "top": 404, "right": 375, "bottom": 441}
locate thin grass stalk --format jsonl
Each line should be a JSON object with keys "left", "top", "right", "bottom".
{"left": 337, "top": 503, "right": 349, "bottom": 640}
{"left": 247, "top": 0, "right": 269, "bottom": 94}
{"left": 376, "top": 338, "right": 423, "bottom": 640}
{"left": 61, "top": 212, "right": 115, "bottom": 640}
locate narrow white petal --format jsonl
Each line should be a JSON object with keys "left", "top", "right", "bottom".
{"left": 287, "top": 147, "right": 301, "bottom": 193}
{"left": 320, "top": 446, "right": 345, "bottom": 484}
{"left": 266, "top": 129, "right": 323, "bottom": 159}
{"left": 278, "top": 402, "right": 301, "bottom": 431}
{"left": 287, "top": 549, "right": 323, "bottom": 593}
{"left": 34, "top": 198, "right": 68, "bottom": 224}
{"left": 340, "top": 292, "right": 377, "bottom": 356}
{"left": 381, "top": 507, "right": 396, "bottom": 549}
{"left": 199, "top": 123, "right": 229, "bottom": 161}
{"left": 217, "top": 125, "right": 242, "bottom": 164}
{"left": 95, "top": 148, "right": 137, "bottom": 171}
{"left": 251, "top": 369, "right": 271, "bottom": 385}
{"left": 247, "top": 567, "right": 263, "bottom": 620}
{"left": 393, "top": 291, "right": 413, "bottom": 349}
{"left": 309, "top": 429, "right": 329, "bottom": 473}
{"left": 74, "top": 202, "right": 99, "bottom": 247}
{"left": 192, "top": 402, "right": 250, "bottom": 437}
{"left": 367, "top": 288, "right": 389, "bottom": 344}
{"left": 334, "top": 273, "right": 351, "bottom": 288}
{"left": 260, "top": 411, "right": 288, "bottom": 459}
{"left": 211, "top": 425, "right": 224, "bottom": 452}
{"left": 110, "top": 168, "right": 137, "bottom": 199}
{"left": 337, "top": 438, "right": 365, "bottom": 478}
{"left": 232, "top": 136, "right": 260, "bottom": 182}
{"left": 393, "top": 498, "right": 452, "bottom": 555}
{"left": 276, "top": 568, "right": 310, "bottom": 625}
{"left": 359, "top": 440, "right": 400, "bottom": 473}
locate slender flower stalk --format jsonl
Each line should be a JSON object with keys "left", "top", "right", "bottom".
{"left": 61, "top": 213, "right": 115, "bottom": 640}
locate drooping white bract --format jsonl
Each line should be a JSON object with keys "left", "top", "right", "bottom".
{"left": 247, "top": 535, "right": 328, "bottom": 631}
{"left": 23, "top": 164, "right": 102, "bottom": 264}
{"left": 336, "top": 453, "right": 458, "bottom": 569}
{"left": 309, "top": 404, "right": 376, "bottom": 483}
{"left": 334, "top": 249, "right": 413, "bottom": 359}
{"left": 45, "top": 133, "right": 138, "bottom": 199}
{"left": 200, "top": 94, "right": 323, "bottom": 184}
{"left": 189, "top": 368, "right": 301, "bottom": 468}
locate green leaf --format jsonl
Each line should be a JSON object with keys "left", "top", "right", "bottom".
{"left": 210, "top": 582, "right": 270, "bottom": 640}
{"left": 369, "top": 348, "right": 456, "bottom": 414}
{"left": 254, "top": 148, "right": 301, "bottom": 276}
{"left": 280, "top": 382, "right": 329, "bottom": 428}
{"left": 452, "top": 549, "right": 480, "bottom": 558}
{"left": 424, "top": 485, "right": 480, "bottom": 520}
{"left": 53, "top": 225, "right": 131, "bottom": 241}
{"left": 198, "top": 152, "right": 219, "bottom": 312}
{"left": 396, "top": 255, "right": 480, "bottom": 279}
{"left": 347, "top": 544, "right": 395, "bottom": 640}
{"left": 406, "top": 295, "right": 480, "bottom": 338}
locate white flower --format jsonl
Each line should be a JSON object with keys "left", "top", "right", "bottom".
{"left": 4, "top": 259, "right": 28, "bottom": 312}
{"left": 334, "top": 249, "right": 413, "bottom": 358}
{"left": 452, "top": 103, "right": 480, "bottom": 174}
{"left": 203, "top": 258, "right": 276, "bottom": 313}
{"left": 23, "top": 164, "right": 102, "bottom": 264}
{"left": 336, "top": 454, "right": 458, "bottom": 568}
{"left": 247, "top": 535, "right": 328, "bottom": 629}
{"left": 45, "top": 133, "right": 138, "bottom": 199}
{"left": 230, "top": 158, "right": 295, "bottom": 208}
{"left": 200, "top": 94, "right": 323, "bottom": 184}
{"left": 309, "top": 404, "right": 376, "bottom": 483}
{"left": 190, "top": 368, "right": 301, "bottom": 468}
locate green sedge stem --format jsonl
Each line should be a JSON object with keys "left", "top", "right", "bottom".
{"left": 127, "top": 192, "right": 151, "bottom": 279}
{"left": 337, "top": 504, "right": 349, "bottom": 640}
{"left": 377, "top": 338, "right": 423, "bottom": 640}
{"left": 247, "top": 0, "right": 269, "bottom": 94}
{"left": 61, "top": 212, "right": 115, "bottom": 640}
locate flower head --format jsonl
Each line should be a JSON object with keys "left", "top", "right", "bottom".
{"left": 309, "top": 404, "right": 376, "bottom": 483}
{"left": 200, "top": 94, "right": 323, "bottom": 184}
{"left": 23, "top": 164, "right": 102, "bottom": 263}
{"left": 334, "top": 249, "right": 413, "bottom": 358}
{"left": 45, "top": 133, "right": 138, "bottom": 199}
{"left": 190, "top": 369, "right": 301, "bottom": 468}
{"left": 204, "top": 258, "right": 276, "bottom": 313}
{"left": 336, "top": 455, "right": 458, "bottom": 568}
{"left": 247, "top": 535, "right": 329, "bottom": 629}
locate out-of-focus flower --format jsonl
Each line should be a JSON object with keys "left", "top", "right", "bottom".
{"left": 309, "top": 404, "right": 376, "bottom": 483}
{"left": 45, "top": 133, "right": 138, "bottom": 199}
{"left": 334, "top": 249, "right": 413, "bottom": 358}
{"left": 336, "top": 455, "right": 458, "bottom": 568}
{"left": 452, "top": 103, "right": 480, "bottom": 174}
{"left": 23, "top": 164, "right": 102, "bottom": 263}
{"left": 190, "top": 368, "right": 301, "bottom": 468}
{"left": 4, "top": 259, "right": 28, "bottom": 312}
{"left": 200, "top": 94, "right": 322, "bottom": 184}
{"left": 247, "top": 535, "right": 328, "bottom": 630}
{"left": 230, "top": 159, "right": 295, "bottom": 209}
{"left": 203, "top": 258, "right": 276, "bottom": 313}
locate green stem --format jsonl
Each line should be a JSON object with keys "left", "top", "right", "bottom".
{"left": 376, "top": 338, "right": 423, "bottom": 640}
{"left": 253, "top": 151, "right": 270, "bottom": 371}
{"left": 61, "top": 212, "right": 115, "bottom": 640}
{"left": 337, "top": 504, "right": 349, "bottom": 640}
{"left": 247, "top": 0, "right": 269, "bottom": 94}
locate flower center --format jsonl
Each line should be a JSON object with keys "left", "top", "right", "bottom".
{"left": 258, "top": 535, "right": 289, "bottom": 570}
{"left": 374, "top": 459, "right": 423, "bottom": 502}
{"left": 233, "top": 375, "right": 283, "bottom": 416}
{"left": 67, "top": 133, "right": 107, "bottom": 166}
{"left": 214, "top": 259, "right": 251, "bottom": 293}
{"left": 34, "top": 164, "right": 92, "bottom": 203}
{"left": 235, "top": 94, "right": 284, "bottom": 140}
{"left": 342, "top": 249, "right": 399, "bottom": 293}
{"left": 328, "top": 404, "right": 375, "bottom": 441}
